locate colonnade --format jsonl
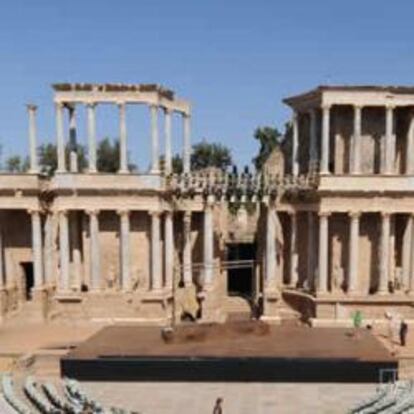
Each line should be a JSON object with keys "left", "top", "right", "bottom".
{"left": 26, "top": 102, "right": 191, "bottom": 175}
{"left": 264, "top": 207, "right": 414, "bottom": 297}
{"left": 290, "top": 105, "right": 414, "bottom": 176}
{"left": 0, "top": 203, "right": 215, "bottom": 299}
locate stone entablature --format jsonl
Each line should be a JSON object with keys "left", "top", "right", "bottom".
{"left": 52, "top": 83, "right": 190, "bottom": 114}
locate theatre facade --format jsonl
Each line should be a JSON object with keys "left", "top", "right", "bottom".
{"left": 1, "top": 83, "right": 414, "bottom": 326}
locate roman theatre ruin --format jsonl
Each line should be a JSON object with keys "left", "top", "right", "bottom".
{"left": 1, "top": 83, "right": 414, "bottom": 327}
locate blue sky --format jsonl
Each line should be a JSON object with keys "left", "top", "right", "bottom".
{"left": 0, "top": 0, "right": 413, "bottom": 169}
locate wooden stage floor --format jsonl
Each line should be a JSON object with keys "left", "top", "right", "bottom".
{"left": 61, "top": 322, "right": 396, "bottom": 382}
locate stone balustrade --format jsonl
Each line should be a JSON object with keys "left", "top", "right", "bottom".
{"left": 166, "top": 171, "right": 318, "bottom": 201}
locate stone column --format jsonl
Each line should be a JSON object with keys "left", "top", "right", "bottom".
{"left": 30, "top": 210, "right": 43, "bottom": 289}
{"left": 402, "top": 214, "right": 413, "bottom": 290}
{"left": 203, "top": 196, "right": 214, "bottom": 287}
{"left": 43, "top": 214, "right": 54, "bottom": 286}
{"left": 183, "top": 113, "right": 191, "bottom": 174}
{"left": 56, "top": 103, "right": 66, "bottom": 173}
{"left": 58, "top": 210, "right": 70, "bottom": 292}
{"left": 307, "top": 212, "right": 315, "bottom": 290}
{"left": 88, "top": 210, "right": 101, "bottom": 290}
{"left": 183, "top": 211, "right": 192, "bottom": 287}
{"left": 150, "top": 211, "right": 162, "bottom": 290}
{"left": 0, "top": 229, "right": 4, "bottom": 289}
{"left": 321, "top": 105, "right": 331, "bottom": 174}
{"left": 68, "top": 105, "right": 78, "bottom": 173}
{"left": 309, "top": 109, "right": 317, "bottom": 171}
{"left": 118, "top": 210, "right": 131, "bottom": 291}
{"left": 150, "top": 105, "right": 160, "bottom": 173}
{"left": 265, "top": 204, "right": 277, "bottom": 290}
{"left": 348, "top": 212, "right": 360, "bottom": 293}
{"left": 351, "top": 105, "right": 362, "bottom": 174}
{"left": 406, "top": 111, "right": 414, "bottom": 174}
{"left": 378, "top": 212, "right": 390, "bottom": 294}
{"left": 408, "top": 215, "right": 414, "bottom": 293}
{"left": 289, "top": 211, "right": 299, "bottom": 287}
{"left": 27, "top": 104, "right": 38, "bottom": 173}
{"left": 292, "top": 112, "right": 299, "bottom": 176}
{"left": 384, "top": 105, "right": 395, "bottom": 174}
{"left": 164, "top": 211, "right": 174, "bottom": 290}
{"left": 87, "top": 103, "right": 97, "bottom": 173}
{"left": 317, "top": 212, "right": 330, "bottom": 294}
{"left": 164, "top": 108, "right": 172, "bottom": 174}
{"left": 70, "top": 212, "right": 82, "bottom": 290}
{"left": 118, "top": 103, "right": 128, "bottom": 173}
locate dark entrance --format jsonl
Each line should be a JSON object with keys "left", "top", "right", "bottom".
{"left": 227, "top": 243, "right": 255, "bottom": 298}
{"left": 21, "top": 262, "right": 34, "bottom": 301}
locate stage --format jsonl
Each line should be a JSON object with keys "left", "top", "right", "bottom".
{"left": 61, "top": 322, "right": 397, "bottom": 382}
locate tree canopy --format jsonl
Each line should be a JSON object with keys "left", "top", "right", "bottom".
{"left": 252, "top": 126, "right": 282, "bottom": 170}
{"left": 190, "top": 141, "right": 232, "bottom": 171}
{"left": 4, "top": 138, "right": 136, "bottom": 175}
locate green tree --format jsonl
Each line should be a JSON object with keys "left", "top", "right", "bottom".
{"left": 5, "top": 155, "right": 29, "bottom": 173}
{"left": 96, "top": 138, "right": 120, "bottom": 173}
{"left": 163, "top": 142, "right": 232, "bottom": 174}
{"left": 252, "top": 127, "right": 282, "bottom": 170}
{"left": 38, "top": 142, "right": 87, "bottom": 176}
{"left": 34, "top": 138, "right": 136, "bottom": 175}
{"left": 96, "top": 137, "right": 136, "bottom": 173}
{"left": 190, "top": 141, "right": 232, "bottom": 171}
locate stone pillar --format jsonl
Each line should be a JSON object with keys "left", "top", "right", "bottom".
{"left": 406, "top": 111, "right": 414, "bottom": 174}
{"left": 30, "top": 210, "right": 43, "bottom": 289}
{"left": 56, "top": 103, "right": 66, "bottom": 173}
{"left": 164, "top": 108, "right": 172, "bottom": 174}
{"left": 149, "top": 105, "right": 160, "bottom": 174}
{"left": 43, "top": 214, "right": 54, "bottom": 286}
{"left": 118, "top": 210, "right": 131, "bottom": 291}
{"left": 0, "top": 229, "right": 4, "bottom": 289}
{"left": 87, "top": 103, "right": 97, "bottom": 173}
{"left": 378, "top": 212, "right": 390, "bottom": 294}
{"left": 292, "top": 112, "right": 299, "bottom": 176}
{"left": 118, "top": 102, "right": 128, "bottom": 173}
{"left": 68, "top": 105, "right": 78, "bottom": 173}
{"left": 317, "top": 212, "right": 330, "bottom": 294}
{"left": 384, "top": 105, "right": 395, "bottom": 174}
{"left": 348, "top": 212, "right": 360, "bottom": 293}
{"left": 88, "top": 210, "right": 101, "bottom": 290}
{"left": 265, "top": 204, "right": 277, "bottom": 290}
{"left": 307, "top": 212, "right": 315, "bottom": 290}
{"left": 150, "top": 211, "right": 162, "bottom": 290}
{"left": 27, "top": 104, "right": 38, "bottom": 173}
{"left": 409, "top": 215, "right": 414, "bottom": 293}
{"left": 203, "top": 197, "right": 214, "bottom": 287}
{"left": 183, "top": 113, "right": 191, "bottom": 174}
{"left": 183, "top": 211, "right": 192, "bottom": 287}
{"left": 70, "top": 212, "right": 82, "bottom": 290}
{"left": 321, "top": 105, "right": 331, "bottom": 174}
{"left": 403, "top": 214, "right": 413, "bottom": 290}
{"left": 309, "top": 109, "right": 317, "bottom": 171}
{"left": 58, "top": 210, "right": 70, "bottom": 292}
{"left": 351, "top": 105, "right": 362, "bottom": 174}
{"left": 164, "top": 211, "right": 174, "bottom": 290}
{"left": 289, "top": 211, "right": 299, "bottom": 287}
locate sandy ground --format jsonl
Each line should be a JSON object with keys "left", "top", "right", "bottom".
{"left": 0, "top": 320, "right": 401, "bottom": 413}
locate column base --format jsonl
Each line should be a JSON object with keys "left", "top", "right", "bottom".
{"left": 0, "top": 288, "right": 7, "bottom": 321}
{"left": 198, "top": 287, "right": 226, "bottom": 323}
{"left": 30, "top": 287, "right": 49, "bottom": 321}
{"left": 261, "top": 289, "right": 281, "bottom": 324}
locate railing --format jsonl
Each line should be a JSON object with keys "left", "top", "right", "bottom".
{"left": 167, "top": 171, "right": 318, "bottom": 201}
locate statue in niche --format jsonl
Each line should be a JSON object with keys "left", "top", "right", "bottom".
{"left": 106, "top": 264, "right": 116, "bottom": 290}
